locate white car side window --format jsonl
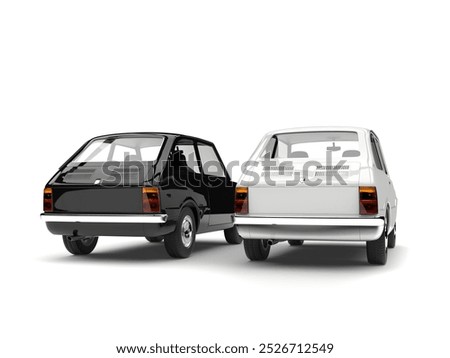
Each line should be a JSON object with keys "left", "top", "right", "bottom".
{"left": 374, "top": 139, "right": 388, "bottom": 174}
{"left": 370, "top": 136, "right": 384, "bottom": 171}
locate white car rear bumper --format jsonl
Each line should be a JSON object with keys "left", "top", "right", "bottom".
{"left": 235, "top": 216, "right": 384, "bottom": 241}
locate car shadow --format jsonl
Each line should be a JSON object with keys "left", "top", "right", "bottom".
{"left": 245, "top": 242, "right": 407, "bottom": 271}
{"left": 270, "top": 243, "right": 369, "bottom": 266}
{"left": 44, "top": 239, "right": 406, "bottom": 272}
{"left": 46, "top": 239, "right": 230, "bottom": 263}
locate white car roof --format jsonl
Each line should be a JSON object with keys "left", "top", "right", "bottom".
{"left": 244, "top": 126, "right": 373, "bottom": 165}
{"left": 264, "top": 126, "right": 372, "bottom": 137}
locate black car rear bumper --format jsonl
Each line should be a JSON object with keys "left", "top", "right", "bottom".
{"left": 41, "top": 213, "right": 168, "bottom": 223}
{"left": 41, "top": 213, "right": 174, "bottom": 237}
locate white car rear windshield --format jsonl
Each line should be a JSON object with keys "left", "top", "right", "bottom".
{"left": 71, "top": 136, "right": 164, "bottom": 164}
{"left": 261, "top": 131, "right": 360, "bottom": 160}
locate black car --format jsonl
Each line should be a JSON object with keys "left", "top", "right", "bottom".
{"left": 41, "top": 132, "right": 241, "bottom": 258}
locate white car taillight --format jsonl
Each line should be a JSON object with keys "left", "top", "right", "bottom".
{"left": 359, "top": 186, "right": 378, "bottom": 215}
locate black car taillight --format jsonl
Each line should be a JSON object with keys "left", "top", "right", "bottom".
{"left": 235, "top": 187, "right": 248, "bottom": 215}
{"left": 43, "top": 187, "right": 53, "bottom": 212}
{"left": 142, "top": 187, "right": 161, "bottom": 213}
{"left": 359, "top": 186, "right": 378, "bottom": 215}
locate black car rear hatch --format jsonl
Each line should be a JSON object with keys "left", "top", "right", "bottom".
{"left": 51, "top": 162, "right": 154, "bottom": 213}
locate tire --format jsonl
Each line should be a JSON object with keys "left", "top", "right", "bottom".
{"left": 164, "top": 207, "right": 196, "bottom": 258}
{"left": 146, "top": 236, "right": 164, "bottom": 243}
{"left": 244, "top": 239, "right": 270, "bottom": 261}
{"left": 62, "top": 236, "right": 98, "bottom": 255}
{"left": 288, "top": 240, "right": 304, "bottom": 246}
{"left": 366, "top": 219, "right": 388, "bottom": 265}
{"left": 388, "top": 223, "right": 396, "bottom": 249}
{"left": 224, "top": 226, "right": 243, "bottom": 244}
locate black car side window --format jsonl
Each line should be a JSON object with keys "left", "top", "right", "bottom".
{"left": 175, "top": 144, "right": 201, "bottom": 174}
{"left": 197, "top": 143, "right": 226, "bottom": 178}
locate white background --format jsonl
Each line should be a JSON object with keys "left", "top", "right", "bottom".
{"left": 1, "top": 1, "right": 449, "bottom": 357}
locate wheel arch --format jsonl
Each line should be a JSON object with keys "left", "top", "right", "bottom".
{"left": 180, "top": 198, "right": 201, "bottom": 228}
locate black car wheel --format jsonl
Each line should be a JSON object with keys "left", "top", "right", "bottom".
{"left": 145, "top": 236, "right": 164, "bottom": 243}
{"left": 164, "top": 207, "right": 196, "bottom": 258}
{"left": 366, "top": 218, "right": 388, "bottom": 265}
{"left": 62, "top": 236, "right": 98, "bottom": 255}
{"left": 288, "top": 240, "right": 304, "bottom": 246}
{"left": 388, "top": 223, "right": 396, "bottom": 249}
{"left": 224, "top": 226, "right": 243, "bottom": 244}
{"left": 244, "top": 239, "right": 270, "bottom": 261}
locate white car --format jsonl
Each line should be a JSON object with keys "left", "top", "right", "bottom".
{"left": 235, "top": 127, "right": 397, "bottom": 265}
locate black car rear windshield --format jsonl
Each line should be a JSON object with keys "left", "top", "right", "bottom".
{"left": 57, "top": 136, "right": 165, "bottom": 185}
{"left": 71, "top": 136, "right": 164, "bottom": 164}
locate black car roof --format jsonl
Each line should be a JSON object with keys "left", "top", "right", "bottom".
{"left": 90, "top": 132, "right": 214, "bottom": 145}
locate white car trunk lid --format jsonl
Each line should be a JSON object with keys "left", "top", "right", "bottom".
{"left": 244, "top": 159, "right": 361, "bottom": 216}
